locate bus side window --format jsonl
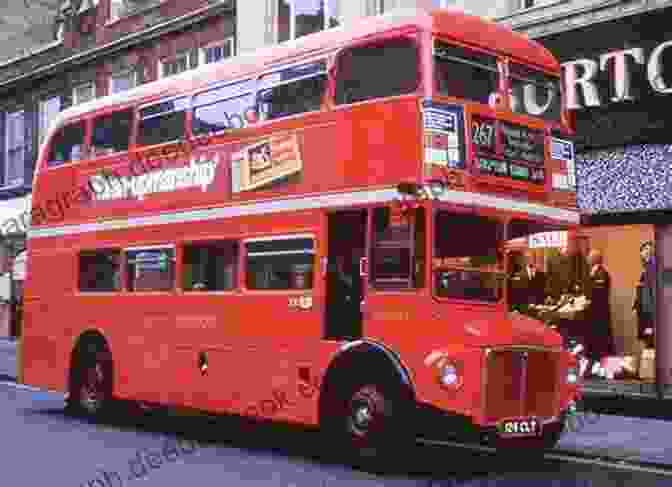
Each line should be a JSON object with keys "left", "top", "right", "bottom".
{"left": 192, "top": 79, "right": 257, "bottom": 135}
{"left": 257, "top": 61, "right": 328, "bottom": 121}
{"left": 92, "top": 109, "right": 133, "bottom": 157}
{"left": 334, "top": 38, "right": 419, "bottom": 105}
{"left": 245, "top": 237, "right": 315, "bottom": 290}
{"left": 126, "top": 247, "right": 175, "bottom": 292}
{"left": 47, "top": 121, "right": 86, "bottom": 167}
{"left": 183, "top": 240, "right": 239, "bottom": 291}
{"left": 138, "top": 97, "right": 189, "bottom": 147}
{"left": 78, "top": 250, "right": 122, "bottom": 292}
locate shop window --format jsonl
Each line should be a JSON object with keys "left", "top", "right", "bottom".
{"left": 79, "top": 250, "right": 122, "bottom": 292}
{"left": 335, "top": 37, "right": 419, "bottom": 105}
{"left": 433, "top": 212, "right": 503, "bottom": 302}
{"left": 434, "top": 40, "right": 498, "bottom": 105}
{"left": 47, "top": 121, "right": 86, "bottom": 167}
{"left": 278, "top": 0, "right": 339, "bottom": 43}
{"left": 245, "top": 236, "right": 314, "bottom": 290}
{"left": 92, "top": 109, "right": 133, "bottom": 156}
{"left": 257, "top": 61, "right": 327, "bottom": 120}
{"left": 126, "top": 247, "right": 175, "bottom": 292}
{"left": 183, "top": 241, "right": 238, "bottom": 291}
{"left": 192, "top": 79, "right": 257, "bottom": 135}
{"left": 138, "top": 96, "right": 189, "bottom": 146}
{"left": 371, "top": 207, "right": 425, "bottom": 290}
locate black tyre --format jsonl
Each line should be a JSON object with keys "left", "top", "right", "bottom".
{"left": 324, "top": 380, "right": 414, "bottom": 468}
{"left": 66, "top": 341, "right": 114, "bottom": 419}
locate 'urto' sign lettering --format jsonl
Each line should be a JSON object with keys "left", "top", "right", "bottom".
{"left": 563, "top": 40, "right": 672, "bottom": 109}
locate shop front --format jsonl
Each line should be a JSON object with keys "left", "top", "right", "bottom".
{"left": 529, "top": 7, "right": 672, "bottom": 397}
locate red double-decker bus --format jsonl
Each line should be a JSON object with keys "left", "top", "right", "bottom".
{"left": 22, "top": 8, "right": 580, "bottom": 460}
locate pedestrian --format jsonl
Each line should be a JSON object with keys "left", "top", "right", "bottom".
{"left": 633, "top": 241, "right": 656, "bottom": 349}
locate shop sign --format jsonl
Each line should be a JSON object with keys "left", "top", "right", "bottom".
{"left": 563, "top": 40, "right": 672, "bottom": 110}
{"left": 528, "top": 231, "right": 567, "bottom": 249}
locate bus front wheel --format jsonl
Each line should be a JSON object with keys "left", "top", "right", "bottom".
{"left": 326, "top": 381, "right": 413, "bottom": 466}
{"left": 66, "top": 341, "right": 113, "bottom": 419}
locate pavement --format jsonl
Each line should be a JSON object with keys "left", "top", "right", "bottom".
{"left": 1, "top": 338, "right": 671, "bottom": 469}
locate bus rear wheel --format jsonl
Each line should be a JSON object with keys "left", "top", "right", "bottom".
{"left": 66, "top": 341, "right": 113, "bottom": 419}
{"left": 327, "top": 381, "right": 413, "bottom": 467}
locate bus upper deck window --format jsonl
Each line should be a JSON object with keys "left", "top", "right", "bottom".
{"left": 138, "top": 96, "right": 189, "bottom": 147}
{"left": 257, "top": 61, "right": 327, "bottom": 121}
{"left": 92, "top": 109, "right": 133, "bottom": 157}
{"left": 433, "top": 40, "right": 498, "bottom": 105}
{"left": 192, "top": 79, "right": 257, "bottom": 135}
{"left": 47, "top": 121, "right": 86, "bottom": 167}
{"left": 335, "top": 38, "right": 419, "bottom": 105}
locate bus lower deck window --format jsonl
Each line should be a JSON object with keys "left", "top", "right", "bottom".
{"left": 245, "top": 237, "right": 315, "bottom": 290}
{"left": 126, "top": 247, "right": 175, "bottom": 292}
{"left": 79, "top": 250, "right": 121, "bottom": 292}
{"left": 183, "top": 241, "right": 239, "bottom": 291}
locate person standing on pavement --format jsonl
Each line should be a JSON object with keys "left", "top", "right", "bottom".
{"left": 634, "top": 241, "right": 657, "bottom": 349}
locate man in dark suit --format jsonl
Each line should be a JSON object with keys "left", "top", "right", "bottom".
{"left": 521, "top": 260, "right": 547, "bottom": 305}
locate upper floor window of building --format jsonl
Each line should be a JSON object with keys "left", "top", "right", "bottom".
{"left": 160, "top": 53, "right": 190, "bottom": 79}
{"left": 38, "top": 96, "right": 61, "bottom": 145}
{"left": 5, "top": 111, "right": 25, "bottom": 186}
{"left": 110, "top": 69, "right": 137, "bottom": 94}
{"left": 335, "top": 37, "right": 419, "bottom": 105}
{"left": 278, "top": 0, "right": 339, "bottom": 43}
{"left": 73, "top": 82, "right": 96, "bottom": 105}
{"left": 201, "top": 38, "right": 235, "bottom": 65}
{"left": 109, "top": 0, "right": 162, "bottom": 22}
{"left": 518, "top": 0, "right": 554, "bottom": 9}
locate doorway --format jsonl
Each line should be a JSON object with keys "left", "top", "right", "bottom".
{"left": 325, "top": 209, "right": 367, "bottom": 340}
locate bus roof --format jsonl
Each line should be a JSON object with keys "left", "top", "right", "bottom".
{"left": 49, "top": 7, "right": 559, "bottom": 131}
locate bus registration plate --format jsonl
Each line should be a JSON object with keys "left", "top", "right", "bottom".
{"left": 497, "top": 418, "right": 541, "bottom": 438}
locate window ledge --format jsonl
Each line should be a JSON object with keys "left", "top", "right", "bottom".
{"left": 105, "top": 0, "right": 167, "bottom": 27}
{"left": 495, "top": 0, "right": 570, "bottom": 21}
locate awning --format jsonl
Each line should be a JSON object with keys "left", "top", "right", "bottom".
{"left": 0, "top": 194, "right": 31, "bottom": 237}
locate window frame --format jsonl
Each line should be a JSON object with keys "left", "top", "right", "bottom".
{"left": 46, "top": 119, "right": 88, "bottom": 168}
{"left": 124, "top": 244, "right": 177, "bottom": 293}
{"left": 279, "top": 0, "right": 338, "bottom": 42}
{"left": 199, "top": 37, "right": 235, "bottom": 66}
{"left": 38, "top": 95, "right": 62, "bottom": 146}
{"left": 180, "top": 239, "right": 240, "bottom": 293}
{"left": 77, "top": 248, "right": 123, "bottom": 294}
{"left": 5, "top": 110, "right": 25, "bottom": 188}
{"left": 109, "top": 68, "right": 137, "bottom": 95}
{"left": 72, "top": 81, "right": 96, "bottom": 106}
{"left": 158, "top": 52, "right": 191, "bottom": 79}
{"left": 333, "top": 35, "right": 422, "bottom": 106}
{"left": 243, "top": 233, "right": 316, "bottom": 292}
{"left": 256, "top": 59, "right": 329, "bottom": 121}
{"left": 191, "top": 77, "right": 257, "bottom": 137}
{"left": 137, "top": 94, "right": 190, "bottom": 147}
{"left": 431, "top": 207, "right": 506, "bottom": 305}
{"left": 91, "top": 108, "right": 134, "bottom": 157}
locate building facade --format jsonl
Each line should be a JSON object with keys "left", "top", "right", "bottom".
{"left": 492, "top": 0, "right": 672, "bottom": 394}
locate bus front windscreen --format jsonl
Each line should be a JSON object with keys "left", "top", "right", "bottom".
{"left": 433, "top": 211, "right": 504, "bottom": 302}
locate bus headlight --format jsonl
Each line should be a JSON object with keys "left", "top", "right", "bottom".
{"left": 567, "top": 367, "right": 578, "bottom": 384}
{"left": 439, "top": 361, "right": 461, "bottom": 389}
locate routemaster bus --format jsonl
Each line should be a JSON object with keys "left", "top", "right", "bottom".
{"left": 22, "top": 7, "right": 581, "bottom": 460}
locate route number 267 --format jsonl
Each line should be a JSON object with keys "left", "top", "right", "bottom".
{"left": 472, "top": 121, "right": 495, "bottom": 148}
